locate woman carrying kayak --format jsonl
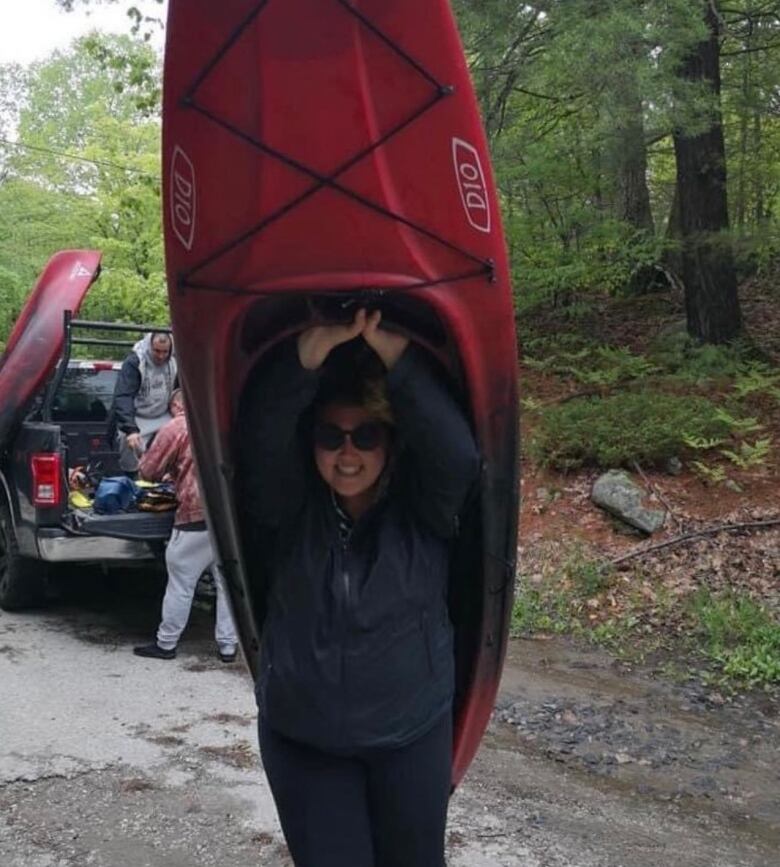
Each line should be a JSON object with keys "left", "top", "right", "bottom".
{"left": 239, "top": 308, "right": 479, "bottom": 867}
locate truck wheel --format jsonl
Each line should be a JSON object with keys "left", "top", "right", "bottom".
{"left": 0, "top": 503, "right": 49, "bottom": 610}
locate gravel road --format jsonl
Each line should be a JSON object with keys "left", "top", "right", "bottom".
{"left": 1, "top": 574, "right": 777, "bottom": 866}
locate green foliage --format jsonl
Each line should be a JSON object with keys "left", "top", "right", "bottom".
{"left": 563, "top": 547, "right": 613, "bottom": 598}
{"left": 732, "top": 363, "right": 780, "bottom": 401}
{"left": 0, "top": 266, "right": 25, "bottom": 346}
{"left": 455, "top": 0, "right": 717, "bottom": 307}
{"left": 672, "top": 345, "right": 748, "bottom": 382}
{"left": 528, "top": 391, "right": 729, "bottom": 469}
{"left": 650, "top": 336, "right": 780, "bottom": 410}
{"left": 0, "top": 33, "right": 167, "bottom": 345}
{"left": 81, "top": 267, "right": 168, "bottom": 325}
{"left": 526, "top": 344, "right": 659, "bottom": 387}
{"left": 0, "top": 63, "right": 29, "bottom": 163}
{"left": 691, "top": 591, "right": 780, "bottom": 688}
{"left": 55, "top": 0, "right": 166, "bottom": 42}
{"left": 689, "top": 460, "right": 728, "bottom": 485}
{"left": 731, "top": 224, "right": 780, "bottom": 275}
{"left": 511, "top": 213, "right": 668, "bottom": 312}
{"left": 511, "top": 547, "right": 613, "bottom": 637}
{"left": 0, "top": 178, "right": 99, "bottom": 337}
{"left": 454, "top": 0, "right": 780, "bottom": 327}
{"left": 712, "top": 407, "right": 763, "bottom": 435}
{"left": 581, "top": 346, "right": 658, "bottom": 385}
{"left": 80, "top": 31, "right": 161, "bottom": 115}
{"left": 720, "top": 438, "right": 773, "bottom": 469}
{"left": 588, "top": 615, "right": 647, "bottom": 652}
{"left": 520, "top": 396, "right": 544, "bottom": 412}
{"left": 515, "top": 579, "right": 780, "bottom": 690}
{"left": 511, "top": 584, "right": 572, "bottom": 637}
{"left": 520, "top": 331, "right": 594, "bottom": 358}
{"left": 682, "top": 407, "right": 772, "bottom": 480}
{"left": 511, "top": 545, "right": 612, "bottom": 635}
{"left": 651, "top": 329, "right": 757, "bottom": 382}
{"left": 682, "top": 433, "right": 728, "bottom": 451}
{"left": 8, "top": 35, "right": 159, "bottom": 191}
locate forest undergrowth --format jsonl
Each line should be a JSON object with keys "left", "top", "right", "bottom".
{"left": 514, "top": 271, "right": 780, "bottom": 694}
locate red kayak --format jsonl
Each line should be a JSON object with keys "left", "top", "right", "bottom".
{"left": 163, "top": 0, "right": 518, "bottom": 786}
{"left": 0, "top": 251, "right": 102, "bottom": 447}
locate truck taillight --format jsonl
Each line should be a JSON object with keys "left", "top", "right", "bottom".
{"left": 31, "top": 453, "right": 62, "bottom": 507}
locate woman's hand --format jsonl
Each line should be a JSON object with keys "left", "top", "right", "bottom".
{"left": 297, "top": 309, "right": 368, "bottom": 370}
{"left": 363, "top": 310, "right": 409, "bottom": 370}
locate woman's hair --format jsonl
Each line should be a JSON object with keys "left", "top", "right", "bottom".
{"left": 313, "top": 341, "right": 394, "bottom": 426}
{"left": 361, "top": 377, "right": 394, "bottom": 426}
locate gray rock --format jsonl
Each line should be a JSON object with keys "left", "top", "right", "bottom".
{"left": 665, "top": 456, "right": 683, "bottom": 476}
{"left": 592, "top": 470, "right": 667, "bottom": 534}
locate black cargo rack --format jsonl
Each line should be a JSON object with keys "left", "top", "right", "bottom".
{"left": 41, "top": 311, "right": 172, "bottom": 423}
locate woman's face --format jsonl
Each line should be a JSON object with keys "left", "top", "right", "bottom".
{"left": 314, "top": 403, "right": 389, "bottom": 505}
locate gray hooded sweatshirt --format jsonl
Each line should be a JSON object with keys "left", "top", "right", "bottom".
{"left": 109, "top": 333, "right": 178, "bottom": 439}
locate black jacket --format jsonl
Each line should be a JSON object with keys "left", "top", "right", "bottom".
{"left": 108, "top": 354, "right": 143, "bottom": 439}
{"left": 108, "top": 352, "right": 178, "bottom": 440}
{"left": 240, "top": 341, "right": 479, "bottom": 753}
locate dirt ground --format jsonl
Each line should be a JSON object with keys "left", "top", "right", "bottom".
{"left": 1, "top": 575, "right": 777, "bottom": 866}
{"left": 516, "top": 278, "right": 780, "bottom": 648}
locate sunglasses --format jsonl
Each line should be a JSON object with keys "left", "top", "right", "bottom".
{"left": 313, "top": 422, "right": 386, "bottom": 452}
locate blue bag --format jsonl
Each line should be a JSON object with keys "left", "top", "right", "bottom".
{"left": 93, "top": 476, "right": 138, "bottom": 514}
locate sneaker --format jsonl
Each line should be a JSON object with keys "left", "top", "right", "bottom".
{"left": 133, "top": 642, "right": 176, "bottom": 660}
{"left": 218, "top": 648, "right": 237, "bottom": 664}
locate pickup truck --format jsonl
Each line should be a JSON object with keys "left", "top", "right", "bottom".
{"left": 0, "top": 251, "right": 175, "bottom": 610}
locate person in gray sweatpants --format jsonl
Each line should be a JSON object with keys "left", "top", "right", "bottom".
{"left": 154, "top": 528, "right": 237, "bottom": 660}
{"left": 133, "top": 390, "right": 238, "bottom": 662}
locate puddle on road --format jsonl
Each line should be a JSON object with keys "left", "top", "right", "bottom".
{"left": 494, "top": 636, "right": 780, "bottom": 848}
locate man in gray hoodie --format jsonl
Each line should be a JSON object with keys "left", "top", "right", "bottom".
{"left": 108, "top": 332, "right": 178, "bottom": 473}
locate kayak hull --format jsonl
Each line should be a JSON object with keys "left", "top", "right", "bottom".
{"left": 0, "top": 251, "right": 102, "bottom": 446}
{"left": 163, "top": 0, "right": 518, "bottom": 786}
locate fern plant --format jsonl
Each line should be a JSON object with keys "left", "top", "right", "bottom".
{"left": 713, "top": 408, "right": 764, "bottom": 435}
{"left": 683, "top": 433, "right": 727, "bottom": 450}
{"left": 733, "top": 363, "right": 780, "bottom": 401}
{"left": 720, "top": 438, "right": 773, "bottom": 469}
{"left": 690, "top": 461, "right": 728, "bottom": 485}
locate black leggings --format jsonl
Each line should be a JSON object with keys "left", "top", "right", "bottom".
{"left": 259, "top": 713, "right": 452, "bottom": 867}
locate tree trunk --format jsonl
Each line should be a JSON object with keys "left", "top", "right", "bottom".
{"left": 610, "top": 82, "right": 654, "bottom": 233}
{"left": 661, "top": 182, "right": 685, "bottom": 294}
{"left": 615, "top": 129, "right": 654, "bottom": 232}
{"left": 735, "top": 57, "right": 750, "bottom": 231}
{"left": 601, "top": 30, "right": 656, "bottom": 295}
{"left": 753, "top": 110, "right": 766, "bottom": 225}
{"left": 672, "top": 1, "right": 741, "bottom": 344}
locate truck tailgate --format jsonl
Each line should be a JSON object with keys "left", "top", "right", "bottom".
{"left": 66, "top": 509, "right": 175, "bottom": 541}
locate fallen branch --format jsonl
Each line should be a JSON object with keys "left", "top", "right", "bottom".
{"left": 530, "top": 377, "right": 672, "bottom": 407}
{"left": 610, "top": 517, "right": 780, "bottom": 567}
{"left": 632, "top": 460, "right": 683, "bottom": 533}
